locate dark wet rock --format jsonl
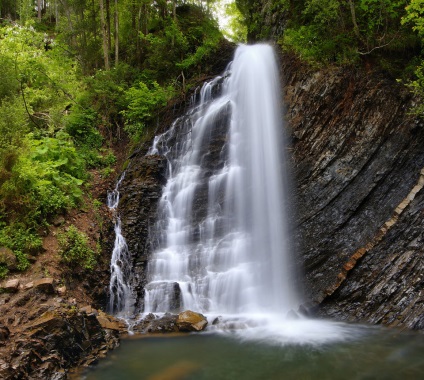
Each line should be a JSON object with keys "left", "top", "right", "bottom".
{"left": 117, "top": 154, "right": 168, "bottom": 312}
{"left": 212, "top": 316, "right": 222, "bottom": 325}
{"left": 133, "top": 313, "right": 179, "bottom": 333}
{"left": 176, "top": 310, "right": 208, "bottom": 332}
{"left": 0, "top": 247, "right": 17, "bottom": 271}
{"left": 283, "top": 53, "right": 424, "bottom": 329}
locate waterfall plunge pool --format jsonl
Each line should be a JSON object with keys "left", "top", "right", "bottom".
{"left": 76, "top": 323, "right": 424, "bottom": 380}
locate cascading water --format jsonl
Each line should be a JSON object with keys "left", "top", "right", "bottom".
{"left": 143, "top": 44, "right": 299, "bottom": 321}
{"left": 108, "top": 173, "right": 134, "bottom": 317}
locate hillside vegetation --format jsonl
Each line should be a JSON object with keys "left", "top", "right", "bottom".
{"left": 0, "top": 1, "right": 225, "bottom": 279}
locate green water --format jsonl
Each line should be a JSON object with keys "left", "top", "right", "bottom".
{"left": 80, "top": 326, "right": 424, "bottom": 380}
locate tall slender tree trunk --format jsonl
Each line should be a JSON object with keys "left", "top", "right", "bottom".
{"left": 106, "top": 0, "right": 112, "bottom": 51}
{"left": 114, "top": 0, "right": 119, "bottom": 65}
{"left": 172, "top": 0, "right": 176, "bottom": 47}
{"left": 348, "top": 0, "right": 360, "bottom": 39}
{"left": 99, "top": 0, "right": 110, "bottom": 69}
{"left": 38, "top": 0, "right": 42, "bottom": 20}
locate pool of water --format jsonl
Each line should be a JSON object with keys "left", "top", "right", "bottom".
{"left": 79, "top": 323, "right": 424, "bottom": 380}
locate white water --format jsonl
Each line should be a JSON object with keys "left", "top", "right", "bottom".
{"left": 140, "top": 44, "right": 360, "bottom": 344}
{"left": 108, "top": 173, "right": 133, "bottom": 317}
{"left": 144, "top": 44, "right": 298, "bottom": 318}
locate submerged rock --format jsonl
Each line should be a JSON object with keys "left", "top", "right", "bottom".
{"left": 176, "top": 310, "right": 208, "bottom": 332}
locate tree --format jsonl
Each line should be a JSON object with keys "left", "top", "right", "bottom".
{"left": 99, "top": 0, "right": 110, "bottom": 69}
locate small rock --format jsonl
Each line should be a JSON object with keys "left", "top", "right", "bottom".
{"left": 0, "top": 295, "right": 10, "bottom": 305}
{"left": 212, "top": 316, "right": 222, "bottom": 325}
{"left": 57, "top": 286, "right": 66, "bottom": 296}
{"left": 0, "top": 247, "right": 17, "bottom": 270}
{"left": 2, "top": 279, "right": 20, "bottom": 293}
{"left": 176, "top": 310, "right": 208, "bottom": 332}
{"left": 33, "top": 278, "right": 55, "bottom": 294}
{"left": 80, "top": 305, "right": 97, "bottom": 315}
{"left": 52, "top": 215, "right": 66, "bottom": 227}
{"left": 68, "top": 297, "right": 77, "bottom": 305}
{"left": 24, "top": 282, "right": 34, "bottom": 290}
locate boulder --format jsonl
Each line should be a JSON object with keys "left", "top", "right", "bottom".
{"left": 133, "top": 313, "right": 179, "bottom": 333}
{"left": 176, "top": 310, "right": 208, "bottom": 332}
{"left": 96, "top": 312, "right": 126, "bottom": 331}
{"left": 33, "top": 278, "right": 55, "bottom": 294}
{"left": 0, "top": 247, "right": 17, "bottom": 271}
{"left": 2, "top": 279, "right": 20, "bottom": 293}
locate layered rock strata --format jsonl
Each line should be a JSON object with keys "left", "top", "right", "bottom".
{"left": 283, "top": 54, "right": 424, "bottom": 328}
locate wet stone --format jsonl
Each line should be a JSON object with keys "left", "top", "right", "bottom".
{"left": 176, "top": 310, "right": 208, "bottom": 332}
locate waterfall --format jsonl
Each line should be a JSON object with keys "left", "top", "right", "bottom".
{"left": 143, "top": 44, "right": 299, "bottom": 319}
{"left": 108, "top": 173, "right": 134, "bottom": 316}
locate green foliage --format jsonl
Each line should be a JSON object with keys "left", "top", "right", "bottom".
{"left": 234, "top": 0, "right": 415, "bottom": 66}
{"left": 58, "top": 225, "right": 97, "bottom": 270}
{"left": 0, "top": 265, "right": 8, "bottom": 280}
{"left": 122, "top": 80, "right": 173, "bottom": 141}
{"left": 0, "top": 224, "right": 41, "bottom": 271}
{"left": 403, "top": 0, "right": 424, "bottom": 37}
{"left": 0, "top": 134, "right": 85, "bottom": 227}
{"left": 220, "top": 1, "right": 247, "bottom": 42}
{"left": 282, "top": 25, "right": 357, "bottom": 65}
{"left": 402, "top": 1, "right": 424, "bottom": 117}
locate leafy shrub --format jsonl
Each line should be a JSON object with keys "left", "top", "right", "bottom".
{"left": 282, "top": 26, "right": 357, "bottom": 65}
{"left": 0, "top": 224, "right": 41, "bottom": 271}
{"left": 0, "top": 134, "right": 85, "bottom": 226}
{"left": 122, "top": 80, "right": 173, "bottom": 141}
{"left": 65, "top": 107, "right": 102, "bottom": 147}
{"left": 58, "top": 225, "right": 97, "bottom": 270}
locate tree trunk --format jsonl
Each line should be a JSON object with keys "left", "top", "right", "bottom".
{"left": 99, "top": 0, "right": 110, "bottom": 69}
{"left": 106, "top": 0, "right": 112, "bottom": 51}
{"left": 348, "top": 0, "right": 360, "bottom": 39}
{"left": 38, "top": 0, "right": 42, "bottom": 20}
{"left": 114, "top": 0, "right": 119, "bottom": 66}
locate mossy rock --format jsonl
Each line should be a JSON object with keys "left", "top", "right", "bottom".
{"left": 0, "top": 247, "right": 17, "bottom": 271}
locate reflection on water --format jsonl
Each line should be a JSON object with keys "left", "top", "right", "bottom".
{"left": 79, "top": 325, "right": 424, "bottom": 380}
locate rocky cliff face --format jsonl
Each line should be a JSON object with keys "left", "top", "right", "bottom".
{"left": 283, "top": 54, "right": 424, "bottom": 329}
